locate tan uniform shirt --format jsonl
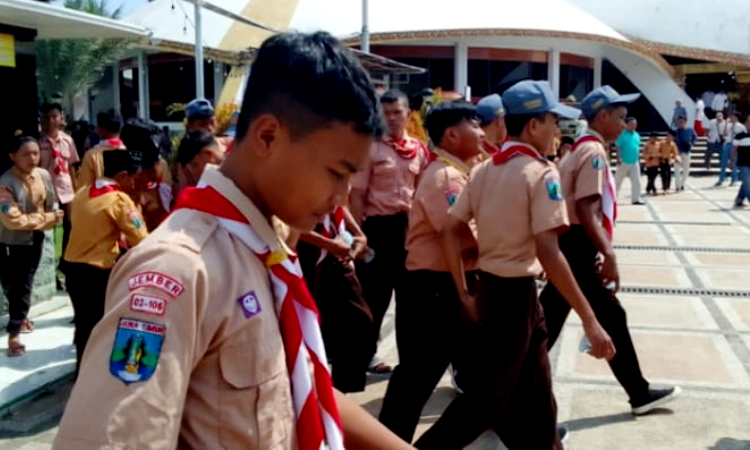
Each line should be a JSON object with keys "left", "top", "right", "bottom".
{"left": 406, "top": 149, "right": 478, "bottom": 272}
{"left": 0, "top": 167, "right": 57, "bottom": 234}
{"left": 39, "top": 131, "right": 79, "bottom": 204}
{"left": 643, "top": 142, "right": 661, "bottom": 168}
{"left": 450, "top": 141, "right": 569, "bottom": 278}
{"left": 77, "top": 138, "right": 126, "bottom": 188}
{"left": 350, "top": 134, "right": 428, "bottom": 218}
{"left": 558, "top": 131, "right": 610, "bottom": 225}
{"left": 54, "top": 167, "right": 296, "bottom": 450}
{"left": 659, "top": 141, "right": 679, "bottom": 164}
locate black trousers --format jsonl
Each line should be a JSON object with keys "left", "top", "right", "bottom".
{"left": 539, "top": 225, "right": 649, "bottom": 402}
{"left": 646, "top": 166, "right": 659, "bottom": 193}
{"left": 414, "top": 273, "right": 561, "bottom": 450}
{"left": 379, "top": 270, "right": 477, "bottom": 443}
{"left": 0, "top": 232, "right": 45, "bottom": 335}
{"left": 65, "top": 261, "right": 111, "bottom": 378}
{"left": 59, "top": 203, "right": 72, "bottom": 275}
{"left": 298, "top": 243, "right": 376, "bottom": 393}
{"left": 659, "top": 162, "right": 672, "bottom": 191}
{"left": 355, "top": 213, "right": 409, "bottom": 355}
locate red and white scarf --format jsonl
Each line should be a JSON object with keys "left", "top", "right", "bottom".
{"left": 492, "top": 141, "right": 543, "bottom": 165}
{"left": 173, "top": 185, "right": 344, "bottom": 450}
{"left": 383, "top": 134, "right": 426, "bottom": 160}
{"left": 43, "top": 133, "right": 69, "bottom": 176}
{"left": 317, "top": 206, "right": 346, "bottom": 264}
{"left": 89, "top": 178, "right": 120, "bottom": 198}
{"left": 572, "top": 134, "right": 617, "bottom": 239}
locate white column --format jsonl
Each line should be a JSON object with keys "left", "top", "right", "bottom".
{"left": 194, "top": 1, "right": 205, "bottom": 99}
{"left": 112, "top": 64, "right": 121, "bottom": 116}
{"left": 548, "top": 49, "right": 560, "bottom": 99}
{"left": 213, "top": 62, "right": 224, "bottom": 105}
{"left": 137, "top": 50, "right": 148, "bottom": 120}
{"left": 593, "top": 56, "right": 603, "bottom": 89}
{"left": 454, "top": 42, "right": 468, "bottom": 96}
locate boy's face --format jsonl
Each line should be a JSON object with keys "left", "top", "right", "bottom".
{"left": 526, "top": 113, "right": 558, "bottom": 153}
{"left": 442, "top": 119, "right": 484, "bottom": 159}
{"left": 250, "top": 118, "right": 372, "bottom": 231}
{"left": 114, "top": 171, "right": 137, "bottom": 193}
{"left": 44, "top": 110, "right": 63, "bottom": 132}
{"left": 10, "top": 142, "right": 40, "bottom": 173}
{"left": 382, "top": 98, "right": 409, "bottom": 138}
{"left": 599, "top": 106, "right": 627, "bottom": 141}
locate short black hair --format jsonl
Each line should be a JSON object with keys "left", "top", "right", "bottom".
{"left": 380, "top": 89, "right": 408, "bottom": 106}
{"left": 235, "top": 32, "right": 384, "bottom": 142}
{"left": 41, "top": 103, "right": 62, "bottom": 115}
{"left": 177, "top": 131, "right": 217, "bottom": 165}
{"left": 561, "top": 136, "right": 574, "bottom": 146}
{"left": 11, "top": 136, "right": 38, "bottom": 154}
{"left": 626, "top": 117, "right": 636, "bottom": 123}
{"left": 121, "top": 121, "right": 159, "bottom": 169}
{"left": 103, "top": 149, "right": 141, "bottom": 178}
{"left": 505, "top": 112, "right": 549, "bottom": 137}
{"left": 97, "top": 111, "right": 122, "bottom": 134}
{"left": 424, "top": 100, "right": 478, "bottom": 146}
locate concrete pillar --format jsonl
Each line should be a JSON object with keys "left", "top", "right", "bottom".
{"left": 137, "top": 50, "right": 149, "bottom": 120}
{"left": 213, "top": 62, "right": 224, "bottom": 105}
{"left": 454, "top": 42, "right": 468, "bottom": 96}
{"left": 112, "top": 64, "right": 121, "bottom": 116}
{"left": 593, "top": 56, "right": 603, "bottom": 89}
{"left": 548, "top": 49, "right": 561, "bottom": 99}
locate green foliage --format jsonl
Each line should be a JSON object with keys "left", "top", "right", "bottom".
{"left": 35, "top": 0, "right": 127, "bottom": 111}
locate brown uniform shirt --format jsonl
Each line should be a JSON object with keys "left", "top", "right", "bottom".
{"left": 643, "top": 142, "right": 661, "bottom": 168}
{"left": 350, "top": 134, "right": 428, "bottom": 218}
{"left": 0, "top": 167, "right": 58, "bottom": 235}
{"left": 450, "top": 141, "right": 569, "bottom": 278}
{"left": 659, "top": 140, "right": 679, "bottom": 164}
{"left": 558, "top": 131, "right": 610, "bottom": 225}
{"left": 406, "top": 149, "right": 478, "bottom": 272}
{"left": 53, "top": 167, "right": 296, "bottom": 450}
{"left": 77, "top": 138, "right": 126, "bottom": 188}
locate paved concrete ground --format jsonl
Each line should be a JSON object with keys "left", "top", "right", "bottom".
{"left": 2, "top": 176, "right": 750, "bottom": 449}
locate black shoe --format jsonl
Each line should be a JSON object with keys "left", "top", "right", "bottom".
{"left": 558, "top": 425, "right": 570, "bottom": 444}
{"left": 632, "top": 201, "right": 645, "bottom": 205}
{"left": 630, "top": 386, "right": 681, "bottom": 415}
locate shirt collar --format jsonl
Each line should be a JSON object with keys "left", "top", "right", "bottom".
{"left": 584, "top": 129, "right": 606, "bottom": 144}
{"left": 94, "top": 178, "right": 119, "bottom": 189}
{"left": 200, "top": 165, "right": 292, "bottom": 254}
{"left": 500, "top": 140, "right": 542, "bottom": 157}
{"left": 432, "top": 148, "right": 472, "bottom": 175}
{"left": 11, "top": 166, "right": 34, "bottom": 182}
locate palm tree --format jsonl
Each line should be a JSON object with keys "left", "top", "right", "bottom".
{"left": 35, "top": 0, "right": 127, "bottom": 114}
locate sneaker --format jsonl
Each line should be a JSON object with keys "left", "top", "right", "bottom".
{"left": 632, "top": 200, "right": 645, "bottom": 205}
{"left": 715, "top": 180, "right": 724, "bottom": 187}
{"left": 734, "top": 202, "right": 745, "bottom": 209}
{"left": 631, "top": 386, "right": 682, "bottom": 415}
{"left": 558, "top": 425, "right": 570, "bottom": 444}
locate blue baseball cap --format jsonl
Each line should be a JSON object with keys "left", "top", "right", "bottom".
{"left": 502, "top": 80, "right": 581, "bottom": 119}
{"left": 580, "top": 86, "right": 641, "bottom": 119}
{"left": 476, "top": 94, "right": 505, "bottom": 123}
{"left": 186, "top": 98, "right": 215, "bottom": 121}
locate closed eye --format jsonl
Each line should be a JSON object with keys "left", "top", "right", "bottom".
{"left": 329, "top": 168, "right": 346, "bottom": 181}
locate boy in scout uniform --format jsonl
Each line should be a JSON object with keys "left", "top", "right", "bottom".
{"left": 378, "top": 100, "right": 483, "bottom": 443}
{"left": 350, "top": 89, "right": 429, "bottom": 373}
{"left": 414, "top": 81, "right": 615, "bottom": 450}
{"left": 541, "top": 86, "right": 680, "bottom": 416}
{"left": 77, "top": 111, "right": 125, "bottom": 188}
{"left": 476, "top": 94, "right": 507, "bottom": 153}
{"left": 643, "top": 134, "right": 661, "bottom": 195}
{"left": 659, "top": 132, "right": 680, "bottom": 193}
{"left": 54, "top": 32, "right": 414, "bottom": 450}
{"left": 63, "top": 149, "right": 148, "bottom": 375}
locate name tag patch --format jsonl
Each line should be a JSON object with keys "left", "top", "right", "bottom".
{"left": 129, "top": 271, "right": 185, "bottom": 298}
{"left": 238, "top": 291, "right": 262, "bottom": 319}
{"left": 110, "top": 318, "right": 165, "bottom": 385}
{"left": 130, "top": 294, "right": 166, "bottom": 316}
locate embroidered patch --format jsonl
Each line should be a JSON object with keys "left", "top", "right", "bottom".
{"left": 238, "top": 291, "right": 262, "bottom": 319}
{"left": 109, "top": 318, "right": 165, "bottom": 385}
{"left": 129, "top": 210, "right": 142, "bottom": 229}
{"left": 444, "top": 185, "right": 462, "bottom": 206}
{"left": 591, "top": 156, "right": 606, "bottom": 170}
{"left": 128, "top": 272, "right": 185, "bottom": 298}
{"left": 0, "top": 204, "right": 8, "bottom": 213}
{"left": 130, "top": 294, "right": 167, "bottom": 316}
{"left": 545, "top": 177, "right": 564, "bottom": 201}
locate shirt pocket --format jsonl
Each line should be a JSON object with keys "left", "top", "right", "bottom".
{"left": 219, "top": 345, "right": 293, "bottom": 449}
{"left": 370, "top": 157, "right": 398, "bottom": 192}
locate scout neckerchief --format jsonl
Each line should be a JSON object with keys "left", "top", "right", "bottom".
{"left": 43, "top": 132, "right": 69, "bottom": 176}
{"left": 89, "top": 178, "right": 121, "bottom": 198}
{"left": 173, "top": 185, "right": 344, "bottom": 450}
{"left": 572, "top": 134, "right": 617, "bottom": 239}
{"left": 383, "top": 134, "right": 425, "bottom": 159}
{"left": 317, "top": 205, "right": 346, "bottom": 264}
{"left": 482, "top": 139, "right": 501, "bottom": 155}
{"left": 432, "top": 148, "right": 470, "bottom": 178}
{"left": 492, "top": 140, "right": 544, "bottom": 165}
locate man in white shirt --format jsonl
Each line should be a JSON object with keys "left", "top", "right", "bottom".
{"left": 706, "top": 112, "right": 726, "bottom": 170}
{"left": 712, "top": 91, "right": 728, "bottom": 115}
{"left": 717, "top": 112, "right": 745, "bottom": 186}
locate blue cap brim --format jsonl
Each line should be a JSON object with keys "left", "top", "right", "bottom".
{"left": 614, "top": 93, "right": 641, "bottom": 105}
{"left": 550, "top": 103, "right": 582, "bottom": 120}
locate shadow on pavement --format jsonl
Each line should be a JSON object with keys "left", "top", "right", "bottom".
{"left": 563, "top": 408, "right": 674, "bottom": 432}
{"left": 708, "top": 438, "right": 750, "bottom": 450}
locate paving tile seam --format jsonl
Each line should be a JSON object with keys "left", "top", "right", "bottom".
{"left": 554, "top": 377, "right": 750, "bottom": 396}
{"left": 687, "top": 186, "right": 750, "bottom": 230}
{"left": 614, "top": 244, "right": 750, "bottom": 254}
{"left": 644, "top": 199, "right": 750, "bottom": 377}
{"left": 562, "top": 322, "right": 726, "bottom": 335}
{"left": 620, "top": 286, "right": 750, "bottom": 298}
{"left": 618, "top": 220, "right": 734, "bottom": 226}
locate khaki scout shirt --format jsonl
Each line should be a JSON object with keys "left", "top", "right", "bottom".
{"left": 350, "top": 134, "right": 428, "bottom": 218}
{"left": 406, "top": 149, "right": 478, "bottom": 272}
{"left": 54, "top": 167, "right": 296, "bottom": 450}
{"left": 0, "top": 167, "right": 57, "bottom": 245}
{"left": 449, "top": 141, "right": 569, "bottom": 278}
{"left": 558, "top": 131, "right": 610, "bottom": 225}
{"left": 77, "top": 138, "right": 126, "bottom": 188}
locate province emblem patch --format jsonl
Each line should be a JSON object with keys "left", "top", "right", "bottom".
{"left": 591, "top": 156, "right": 606, "bottom": 170}
{"left": 444, "top": 185, "right": 462, "bottom": 206}
{"left": 110, "top": 318, "right": 165, "bottom": 385}
{"left": 545, "top": 178, "right": 563, "bottom": 201}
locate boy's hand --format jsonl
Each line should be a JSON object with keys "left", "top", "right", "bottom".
{"left": 600, "top": 252, "right": 620, "bottom": 292}
{"left": 350, "top": 236, "right": 368, "bottom": 261}
{"left": 459, "top": 291, "right": 480, "bottom": 323}
{"left": 330, "top": 238, "right": 353, "bottom": 264}
{"left": 582, "top": 320, "right": 616, "bottom": 360}
{"left": 54, "top": 210, "right": 65, "bottom": 222}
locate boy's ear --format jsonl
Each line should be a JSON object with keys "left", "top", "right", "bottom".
{"left": 248, "top": 114, "right": 284, "bottom": 157}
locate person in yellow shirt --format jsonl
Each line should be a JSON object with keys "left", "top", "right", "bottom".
{"left": 658, "top": 132, "right": 680, "bottom": 194}
{"left": 76, "top": 111, "right": 124, "bottom": 188}
{"left": 64, "top": 149, "right": 148, "bottom": 375}
{"left": 643, "top": 134, "right": 661, "bottom": 195}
